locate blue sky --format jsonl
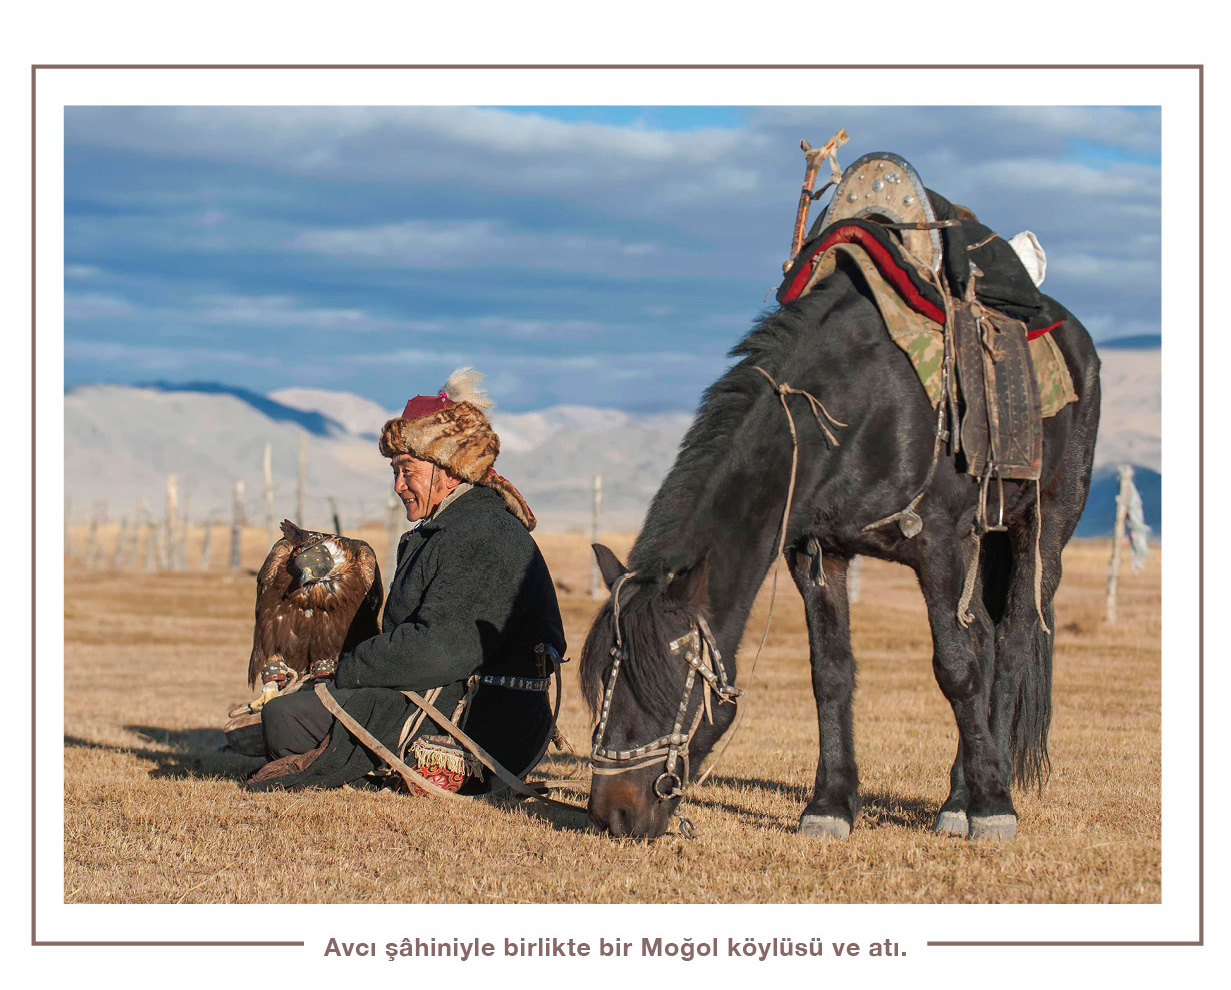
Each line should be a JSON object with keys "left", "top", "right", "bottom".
{"left": 63, "top": 105, "right": 1160, "bottom": 413}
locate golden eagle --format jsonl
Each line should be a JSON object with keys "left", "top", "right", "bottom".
{"left": 246, "top": 519, "right": 383, "bottom": 708}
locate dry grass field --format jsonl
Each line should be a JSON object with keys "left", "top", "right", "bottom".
{"left": 61, "top": 524, "right": 1160, "bottom": 904}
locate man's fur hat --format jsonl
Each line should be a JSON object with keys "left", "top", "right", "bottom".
{"left": 379, "top": 368, "right": 535, "bottom": 530}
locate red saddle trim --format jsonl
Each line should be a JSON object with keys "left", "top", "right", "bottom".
{"left": 782, "top": 224, "right": 947, "bottom": 325}
{"left": 1026, "top": 319, "right": 1064, "bottom": 341}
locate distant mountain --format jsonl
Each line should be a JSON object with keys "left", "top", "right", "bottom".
{"left": 63, "top": 384, "right": 391, "bottom": 528}
{"left": 63, "top": 341, "right": 1161, "bottom": 535}
{"left": 1091, "top": 345, "right": 1159, "bottom": 475}
{"left": 1096, "top": 334, "right": 1161, "bottom": 350}
{"left": 127, "top": 380, "right": 349, "bottom": 437}
{"left": 269, "top": 387, "right": 394, "bottom": 438}
{"left": 1076, "top": 339, "right": 1160, "bottom": 537}
{"left": 62, "top": 383, "right": 691, "bottom": 531}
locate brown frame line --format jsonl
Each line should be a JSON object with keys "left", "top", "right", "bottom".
{"left": 34, "top": 62, "right": 1201, "bottom": 950}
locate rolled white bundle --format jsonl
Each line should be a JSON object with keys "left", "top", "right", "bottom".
{"left": 1008, "top": 230, "right": 1047, "bottom": 287}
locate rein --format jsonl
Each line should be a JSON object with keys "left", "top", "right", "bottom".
{"left": 588, "top": 367, "right": 846, "bottom": 816}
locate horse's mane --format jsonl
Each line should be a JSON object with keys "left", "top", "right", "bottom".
{"left": 579, "top": 289, "right": 844, "bottom": 721}
{"left": 629, "top": 293, "right": 832, "bottom": 576}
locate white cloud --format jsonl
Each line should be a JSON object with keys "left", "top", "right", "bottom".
{"left": 64, "top": 294, "right": 135, "bottom": 319}
{"left": 1047, "top": 252, "right": 1160, "bottom": 286}
{"left": 193, "top": 294, "right": 435, "bottom": 333}
{"left": 66, "top": 291, "right": 437, "bottom": 336}
{"left": 290, "top": 218, "right": 675, "bottom": 273}
{"left": 67, "top": 105, "right": 751, "bottom": 167}
{"left": 994, "top": 107, "right": 1161, "bottom": 153}
{"left": 964, "top": 158, "right": 1160, "bottom": 199}
{"left": 65, "top": 340, "right": 282, "bottom": 371}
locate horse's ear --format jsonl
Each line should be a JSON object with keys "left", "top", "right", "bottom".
{"left": 665, "top": 554, "right": 710, "bottom": 608}
{"left": 591, "top": 544, "right": 627, "bottom": 590}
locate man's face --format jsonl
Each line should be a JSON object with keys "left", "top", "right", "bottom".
{"left": 391, "top": 454, "right": 459, "bottom": 521}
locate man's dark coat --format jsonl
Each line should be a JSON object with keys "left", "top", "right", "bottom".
{"left": 248, "top": 485, "right": 566, "bottom": 790}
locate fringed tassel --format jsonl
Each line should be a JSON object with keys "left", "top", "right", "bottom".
{"left": 412, "top": 738, "right": 483, "bottom": 780}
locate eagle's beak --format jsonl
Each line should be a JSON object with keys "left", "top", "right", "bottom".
{"left": 301, "top": 567, "right": 314, "bottom": 581}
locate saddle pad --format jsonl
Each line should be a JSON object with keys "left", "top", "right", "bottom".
{"left": 784, "top": 214, "right": 1065, "bottom": 340}
{"left": 954, "top": 302, "right": 1043, "bottom": 480}
{"left": 793, "top": 241, "right": 1077, "bottom": 418}
{"left": 780, "top": 218, "right": 945, "bottom": 318}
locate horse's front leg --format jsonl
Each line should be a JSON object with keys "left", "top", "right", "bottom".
{"left": 918, "top": 533, "right": 1016, "bottom": 840}
{"left": 789, "top": 547, "right": 861, "bottom": 839}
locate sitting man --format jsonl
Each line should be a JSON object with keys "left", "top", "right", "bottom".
{"left": 247, "top": 368, "right": 565, "bottom": 792}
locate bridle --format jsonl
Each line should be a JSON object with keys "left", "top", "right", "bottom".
{"left": 589, "top": 570, "right": 741, "bottom": 802}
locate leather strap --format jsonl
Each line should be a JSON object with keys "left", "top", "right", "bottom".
{"left": 313, "top": 680, "right": 586, "bottom": 818}
{"left": 313, "top": 682, "right": 470, "bottom": 803}
{"left": 401, "top": 689, "right": 585, "bottom": 815}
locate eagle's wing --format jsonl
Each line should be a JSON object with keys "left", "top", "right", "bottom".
{"left": 247, "top": 536, "right": 296, "bottom": 688}
{"left": 343, "top": 541, "right": 384, "bottom": 650}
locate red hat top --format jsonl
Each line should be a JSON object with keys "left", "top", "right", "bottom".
{"left": 400, "top": 390, "right": 455, "bottom": 420}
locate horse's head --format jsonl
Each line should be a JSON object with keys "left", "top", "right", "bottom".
{"left": 580, "top": 544, "right": 738, "bottom": 838}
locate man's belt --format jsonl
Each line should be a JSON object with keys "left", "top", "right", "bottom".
{"left": 478, "top": 673, "right": 551, "bottom": 692}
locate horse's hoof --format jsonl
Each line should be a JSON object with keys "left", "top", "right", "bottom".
{"left": 933, "top": 810, "right": 968, "bottom": 836}
{"left": 968, "top": 814, "right": 1016, "bottom": 841}
{"left": 797, "top": 814, "right": 851, "bottom": 840}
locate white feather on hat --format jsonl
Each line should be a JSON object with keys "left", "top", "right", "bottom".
{"left": 441, "top": 366, "right": 495, "bottom": 411}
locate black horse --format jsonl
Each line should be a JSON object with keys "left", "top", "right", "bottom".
{"left": 580, "top": 264, "right": 1100, "bottom": 840}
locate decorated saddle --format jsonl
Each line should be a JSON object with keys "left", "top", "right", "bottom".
{"left": 776, "top": 150, "right": 1078, "bottom": 483}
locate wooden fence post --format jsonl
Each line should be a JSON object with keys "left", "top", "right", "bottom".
{"left": 230, "top": 481, "right": 245, "bottom": 572}
{"left": 590, "top": 473, "right": 603, "bottom": 598}
{"left": 164, "top": 474, "right": 179, "bottom": 571}
{"left": 126, "top": 498, "right": 146, "bottom": 569}
{"left": 297, "top": 434, "right": 307, "bottom": 527}
{"left": 85, "top": 505, "right": 100, "bottom": 569}
{"left": 386, "top": 498, "right": 401, "bottom": 590}
{"left": 1105, "top": 464, "right": 1133, "bottom": 624}
{"left": 329, "top": 495, "right": 342, "bottom": 536}
{"left": 847, "top": 554, "right": 863, "bottom": 604}
{"left": 180, "top": 493, "right": 192, "bottom": 570}
{"left": 262, "top": 443, "right": 276, "bottom": 544}
{"left": 142, "top": 518, "right": 156, "bottom": 572}
{"left": 110, "top": 518, "right": 129, "bottom": 570}
{"left": 200, "top": 518, "right": 213, "bottom": 571}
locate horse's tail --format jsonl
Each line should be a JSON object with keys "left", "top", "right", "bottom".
{"left": 1011, "top": 603, "right": 1053, "bottom": 792}
{"left": 982, "top": 532, "right": 1053, "bottom": 792}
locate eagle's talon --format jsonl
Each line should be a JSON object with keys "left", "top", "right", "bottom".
{"left": 250, "top": 681, "right": 282, "bottom": 711}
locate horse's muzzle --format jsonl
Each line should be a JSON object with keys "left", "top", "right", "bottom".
{"left": 589, "top": 775, "right": 674, "bottom": 838}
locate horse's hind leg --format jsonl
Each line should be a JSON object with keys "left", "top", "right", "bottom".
{"left": 934, "top": 532, "right": 1011, "bottom": 835}
{"left": 790, "top": 549, "right": 861, "bottom": 840}
{"left": 918, "top": 532, "right": 1017, "bottom": 840}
